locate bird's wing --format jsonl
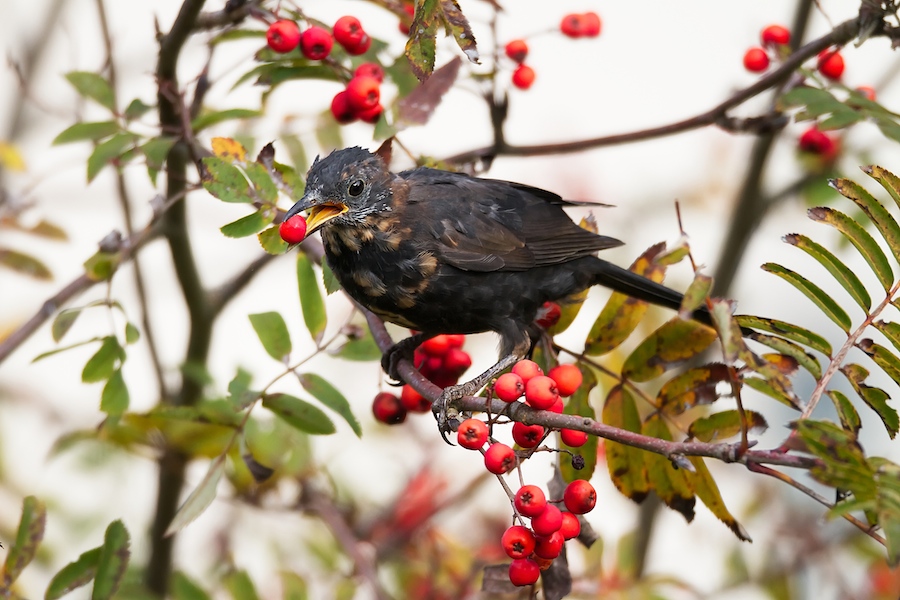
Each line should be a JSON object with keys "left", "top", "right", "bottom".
{"left": 401, "top": 169, "right": 623, "bottom": 272}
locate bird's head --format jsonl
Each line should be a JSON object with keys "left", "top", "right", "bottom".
{"left": 284, "top": 147, "right": 394, "bottom": 235}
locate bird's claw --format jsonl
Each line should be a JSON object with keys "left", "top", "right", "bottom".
{"left": 433, "top": 385, "right": 472, "bottom": 445}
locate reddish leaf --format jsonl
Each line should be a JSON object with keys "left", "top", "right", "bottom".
{"left": 397, "top": 57, "right": 461, "bottom": 127}
{"left": 657, "top": 363, "right": 732, "bottom": 415}
{"left": 622, "top": 318, "right": 717, "bottom": 382}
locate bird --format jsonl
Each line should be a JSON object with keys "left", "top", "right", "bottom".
{"left": 284, "top": 146, "right": 712, "bottom": 434}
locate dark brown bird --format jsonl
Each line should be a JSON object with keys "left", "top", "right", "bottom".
{"left": 285, "top": 147, "right": 709, "bottom": 432}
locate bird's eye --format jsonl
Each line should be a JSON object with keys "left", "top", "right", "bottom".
{"left": 347, "top": 180, "right": 365, "bottom": 197}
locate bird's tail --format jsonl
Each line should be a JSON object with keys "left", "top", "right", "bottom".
{"left": 589, "top": 258, "right": 714, "bottom": 326}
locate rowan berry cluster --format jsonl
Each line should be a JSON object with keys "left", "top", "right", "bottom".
{"left": 264, "top": 15, "right": 382, "bottom": 125}
{"left": 458, "top": 359, "right": 596, "bottom": 586}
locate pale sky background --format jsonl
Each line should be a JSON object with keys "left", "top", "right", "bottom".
{"left": 1, "top": 0, "right": 899, "bottom": 598}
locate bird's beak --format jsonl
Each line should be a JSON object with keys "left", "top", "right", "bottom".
{"left": 284, "top": 193, "right": 349, "bottom": 235}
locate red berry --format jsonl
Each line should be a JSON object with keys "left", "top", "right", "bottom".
{"left": 299, "top": 26, "right": 332, "bottom": 60}
{"left": 512, "top": 360, "right": 543, "bottom": 384}
{"left": 457, "top": 418, "right": 488, "bottom": 449}
{"left": 531, "top": 504, "right": 563, "bottom": 536}
{"left": 279, "top": 214, "right": 307, "bottom": 244}
{"left": 559, "top": 511, "right": 581, "bottom": 540}
{"left": 560, "top": 13, "right": 585, "bottom": 38}
{"left": 266, "top": 20, "right": 301, "bottom": 53}
{"left": 400, "top": 384, "right": 430, "bottom": 413}
{"left": 333, "top": 15, "right": 371, "bottom": 55}
{"left": 399, "top": 4, "right": 415, "bottom": 35}
{"left": 345, "top": 76, "right": 381, "bottom": 112}
{"left": 514, "top": 484, "right": 547, "bottom": 517}
{"left": 484, "top": 443, "right": 516, "bottom": 474}
{"left": 563, "top": 479, "right": 597, "bottom": 514}
{"left": 330, "top": 91, "right": 357, "bottom": 124}
{"left": 356, "top": 103, "right": 383, "bottom": 124}
{"left": 548, "top": 398, "right": 564, "bottom": 414}
{"left": 548, "top": 364, "right": 582, "bottom": 396}
{"left": 372, "top": 392, "right": 406, "bottom": 425}
{"left": 560, "top": 428, "right": 589, "bottom": 448}
{"left": 856, "top": 85, "right": 876, "bottom": 101}
{"left": 512, "top": 421, "right": 545, "bottom": 448}
{"left": 421, "top": 335, "right": 451, "bottom": 357}
{"left": 442, "top": 348, "right": 472, "bottom": 376}
{"left": 798, "top": 126, "right": 837, "bottom": 159}
{"left": 501, "top": 525, "right": 536, "bottom": 559}
{"left": 446, "top": 334, "right": 465, "bottom": 348}
{"left": 504, "top": 39, "right": 529, "bottom": 63}
{"left": 761, "top": 24, "right": 790, "bottom": 46}
{"left": 354, "top": 62, "right": 384, "bottom": 83}
{"left": 524, "top": 375, "right": 559, "bottom": 410}
{"left": 817, "top": 49, "right": 844, "bottom": 80}
{"left": 508, "top": 558, "right": 540, "bottom": 587}
{"left": 511, "top": 64, "right": 535, "bottom": 90}
{"left": 581, "top": 12, "right": 601, "bottom": 37}
{"left": 494, "top": 372, "right": 525, "bottom": 402}
{"left": 534, "top": 530, "right": 564, "bottom": 559}
{"left": 535, "top": 301, "right": 561, "bottom": 329}
{"left": 743, "top": 47, "right": 770, "bottom": 72}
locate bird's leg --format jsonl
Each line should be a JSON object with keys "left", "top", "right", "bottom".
{"left": 381, "top": 332, "right": 433, "bottom": 383}
{"left": 433, "top": 352, "right": 523, "bottom": 441}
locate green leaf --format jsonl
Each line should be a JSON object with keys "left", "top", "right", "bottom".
{"left": 831, "top": 177, "right": 900, "bottom": 265}
{"left": 679, "top": 273, "right": 712, "bottom": 318}
{"left": 859, "top": 339, "right": 900, "bottom": 389}
{"left": 243, "top": 161, "right": 278, "bottom": 204}
{"left": 333, "top": 328, "right": 381, "bottom": 361}
{"left": 437, "top": 0, "right": 479, "bottom": 66}
{"left": 124, "top": 322, "right": 140, "bottom": 344}
{"left": 602, "top": 386, "right": 649, "bottom": 503}
{"left": 622, "top": 318, "right": 717, "bottom": 382}
{"left": 65, "top": 71, "right": 115, "bottom": 111}
{"left": 299, "top": 373, "right": 361, "bottom": 437}
{"left": 560, "top": 366, "right": 598, "bottom": 482}
{"left": 83, "top": 250, "right": 120, "bottom": 282}
{"left": 86, "top": 133, "right": 138, "bottom": 182}
{"left": 818, "top": 110, "right": 864, "bottom": 130}
{"left": 761, "top": 262, "right": 851, "bottom": 332}
{"left": 220, "top": 209, "right": 273, "bottom": 238}
{"left": 585, "top": 244, "right": 666, "bottom": 356}
{"left": 875, "top": 320, "right": 900, "bottom": 354}
{"left": 263, "top": 393, "right": 336, "bottom": 435}
{"left": 82, "top": 336, "right": 124, "bottom": 383}
{"left": 191, "top": 108, "right": 261, "bottom": 132}
{"left": 1, "top": 496, "right": 46, "bottom": 588}
{"left": 201, "top": 156, "right": 252, "bottom": 203}
{"left": 272, "top": 162, "right": 305, "bottom": 200}
{"left": 783, "top": 233, "right": 871, "bottom": 312}
{"left": 123, "top": 98, "right": 153, "bottom": 121}
{"left": 870, "top": 458, "right": 900, "bottom": 565}
{"left": 405, "top": 0, "right": 440, "bottom": 80}
{"left": 91, "top": 520, "right": 129, "bottom": 600}
{"left": 642, "top": 415, "right": 695, "bottom": 522}
{"left": 686, "top": 457, "right": 751, "bottom": 541}
{"left": 842, "top": 363, "right": 899, "bottom": 438}
{"left": 100, "top": 369, "right": 129, "bottom": 418}
{"left": 53, "top": 121, "right": 120, "bottom": 145}
{"left": 864, "top": 165, "right": 900, "bottom": 212}
{"left": 51, "top": 308, "right": 83, "bottom": 343}
{"left": 258, "top": 225, "right": 290, "bottom": 255}
{"left": 688, "top": 410, "right": 768, "bottom": 442}
{"left": 171, "top": 572, "right": 212, "bottom": 600}
{"left": 297, "top": 253, "right": 327, "bottom": 343}
{"left": 224, "top": 569, "right": 260, "bottom": 600}
{"left": 321, "top": 261, "right": 341, "bottom": 294}
{"left": 142, "top": 136, "right": 176, "bottom": 185}
{"left": 746, "top": 332, "right": 822, "bottom": 380}
{"left": 165, "top": 455, "right": 225, "bottom": 536}
{"left": 827, "top": 390, "right": 861, "bottom": 435}
{"left": 280, "top": 572, "right": 308, "bottom": 600}
{"left": 248, "top": 312, "right": 292, "bottom": 361}
{"left": 794, "top": 420, "right": 875, "bottom": 494}
{"left": 808, "top": 206, "right": 894, "bottom": 292}
{"left": 45, "top": 547, "right": 101, "bottom": 600}
{"left": 742, "top": 375, "right": 801, "bottom": 409}
{"left": 0, "top": 248, "right": 52, "bottom": 279}
{"left": 779, "top": 86, "right": 845, "bottom": 117}
{"left": 657, "top": 364, "right": 732, "bottom": 415}
{"left": 735, "top": 315, "right": 832, "bottom": 355}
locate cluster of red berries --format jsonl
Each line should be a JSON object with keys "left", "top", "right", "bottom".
{"left": 332, "top": 62, "right": 385, "bottom": 125}
{"left": 371, "top": 334, "right": 472, "bottom": 424}
{"left": 741, "top": 24, "right": 791, "bottom": 73}
{"left": 503, "top": 11, "right": 601, "bottom": 91}
{"left": 278, "top": 214, "right": 308, "bottom": 245}
{"left": 454, "top": 359, "right": 593, "bottom": 586}
{"left": 265, "top": 16, "right": 380, "bottom": 125}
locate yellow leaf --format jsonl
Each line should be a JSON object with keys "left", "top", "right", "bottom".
{"left": 0, "top": 141, "right": 26, "bottom": 171}
{"left": 211, "top": 137, "right": 246, "bottom": 163}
